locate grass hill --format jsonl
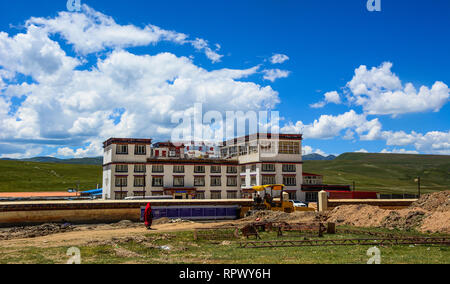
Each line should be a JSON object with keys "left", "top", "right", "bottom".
{"left": 0, "top": 160, "right": 102, "bottom": 192}
{"left": 303, "top": 153, "right": 450, "bottom": 194}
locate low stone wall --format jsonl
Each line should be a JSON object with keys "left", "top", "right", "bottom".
{"left": 0, "top": 199, "right": 253, "bottom": 226}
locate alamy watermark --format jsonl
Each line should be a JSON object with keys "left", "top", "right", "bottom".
{"left": 67, "top": 0, "right": 82, "bottom": 12}
{"left": 170, "top": 103, "right": 281, "bottom": 156}
{"left": 367, "top": 0, "right": 381, "bottom": 12}
{"left": 367, "top": 246, "right": 381, "bottom": 264}
{"left": 66, "top": 247, "right": 81, "bottom": 264}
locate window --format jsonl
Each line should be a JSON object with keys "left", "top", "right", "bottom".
{"left": 194, "top": 165, "right": 205, "bottom": 173}
{"left": 241, "top": 165, "right": 246, "bottom": 172}
{"left": 169, "top": 150, "right": 177, "bottom": 157}
{"left": 226, "top": 166, "right": 237, "bottom": 174}
{"left": 173, "top": 176, "right": 184, "bottom": 187}
{"left": 227, "top": 191, "right": 237, "bottom": 199}
{"left": 134, "top": 176, "right": 145, "bottom": 187}
{"left": 134, "top": 164, "right": 146, "bottom": 173}
{"left": 211, "top": 176, "right": 222, "bottom": 186}
{"left": 227, "top": 176, "right": 237, "bottom": 187}
{"left": 250, "top": 176, "right": 257, "bottom": 186}
{"left": 239, "top": 145, "right": 248, "bottom": 156}
{"left": 283, "top": 176, "right": 297, "bottom": 186}
{"left": 152, "top": 177, "right": 164, "bottom": 187}
{"left": 194, "top": 176, "right": 205, "bottom": 187}
{"left": 262, "top": 164, "right": 275, "bottom": 172}
{"left": 155, "top": 150, "right": 160, "bottom": 157}
{"left": 282, "top": 164, "right": 296, "bottom": 172}
{"left": 116, "top": 165, "right": 128, "bottom": 173}
{"left": 196, "top": 192, "right": 205, "bottom": 199}
{"left": 115, "top": 191, "right": 128, "bottom": 200}
{"left": 135, "top": 145, "right": 146, "bottom": 155}
{"left": 211, "top": 192, "right": 222, "bottom": 199}
{"left": 173, "top": 165, "right": 185, "bottom": 173}
{"left": 249, "top": 145, "right": 258, "bottom": 154}
{"left": 262, "top": 175, "right": 276, "bottom": 185}
{"left": 278, "top": 141, "right": 300, "bottom": 154}
{"left": 240, "top": 177, "right": 246, "bottom": 187}
{"left": 115, "top": 177, "right": 127, "bottom": 187}
{"left": 152, "top": 165, "right": 164, "bottom": 173}
{"left": 250, "top": 164, "right": 257, "bottom": 172}
{"left": 133, "top": 191, "right": 145, "bottom": 197}
{"left": 306, "top": 192, "right": 318, "bottom": 203}
{"left": 211, "top": 165, "right": 222, "bottom": 173}
{"left": 116, "top": 145, "right": 128, "bottom": 154}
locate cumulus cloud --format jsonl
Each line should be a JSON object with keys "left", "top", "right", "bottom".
{"left": 310, "top": 91, "right": 342, "bottom": 108}
{"left": 302, "top": 145, "right": 327, "bottom": 156}
{"left": 346, "top": 62, "right": 450, "bottom": 116}
{"left": 0, "top": 6, "right": 279, "bottom": 158}
{"left": 270, "top": 54, "right": 289, "bottom": 64}
{"left": 26, "top": 4, "right": 222, "bottom": 62}
{"left": 381, "top": 130, "right": 450, "bottom": 155}
{"left": 281, "top": 110, "right": 382, "bottom": 140}
{"left": 355, "top": 149, "right": 369, "bottom": 153}
{"left": 262, "top": 69, "right": 290, "bottom": 82}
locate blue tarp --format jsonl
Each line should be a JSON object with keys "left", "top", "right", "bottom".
{"left": 81, "top": 189, "right": 103, "bottom": 195}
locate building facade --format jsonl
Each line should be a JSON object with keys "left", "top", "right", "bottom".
{"left": 102, "top": 134, "right": 305, "bottom": 200}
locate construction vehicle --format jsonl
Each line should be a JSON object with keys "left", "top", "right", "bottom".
{"left": 240, "top": 184, "right": 315, "bottom": 217}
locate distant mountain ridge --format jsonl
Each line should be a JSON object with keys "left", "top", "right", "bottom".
{"left": 303, "top": 153, "right": 337, "bottom": 161}
{"left": 1, "top": 156, "right": 103, "bottom": 165}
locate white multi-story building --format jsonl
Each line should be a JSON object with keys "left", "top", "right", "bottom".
{"left": 102, "top": 133, "right": 305, "bottom": 200}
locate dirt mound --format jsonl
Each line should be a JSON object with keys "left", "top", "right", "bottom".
{"left": 410, "top": 191, "right": 450, "bottom": 212}
{"left": 326, "top": 191, "right": 450, "bottom": 233}
{"left": 0, "top": 223, "right": 74, "bottom": 240}
{"left": 381, "top": 210, "right": 426, "bottom": 231}
{"left": 327, "top": 205, "right": 391, "bottom": 227}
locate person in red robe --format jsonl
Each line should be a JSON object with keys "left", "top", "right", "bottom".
{"left": 144, "top": 203, "right": 153, "bottom": 229}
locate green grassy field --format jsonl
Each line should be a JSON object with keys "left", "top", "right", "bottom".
{"left": 0, "top": 160, "right": 102, "bottom": 192}
{"left": 0, "top": 228, "right": 448, "bottom": 264}
{"left": 303, "top": 153, "right": 450, "bottom": 194}
{"left": 0, "top": 152, "right": 448, "bottom": 193}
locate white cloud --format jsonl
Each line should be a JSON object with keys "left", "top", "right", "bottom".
{"left": 0, "top": 7, "right": 280, "bottom": 159}
{"left": 346, "top": 62, "right": 450, "bottom": 116}
{"left": 310, "top": 91, "right": 342, "bottom": 108}
{"left": 270, "top": 54, "right": 289, "bottom": 64}
{"left": 262, "top": 69, "right": 290, "bottom": 82}
{"left": 302, "top": 145, "right": 327, "bottom": 156}
{"left": 381, "top": 130, "right": 450, "bottom": 155}
{"left": 282, "top": 110, "right": 382, "bottom": 140}
{"left": 355, "top": 149, "right": 368, "bottom": 153}
{"left": 0, "top": 147, "right": 43, "bottom": 159}
{"left": 380, "top": 148, "right": 419, "bottom": 154}
{"left": 26, "top": 4, "right": 222, "bottom": 63}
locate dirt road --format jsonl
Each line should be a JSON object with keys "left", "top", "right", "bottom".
{"left": 0, "top": 221, "right": 233, "bottom": 249}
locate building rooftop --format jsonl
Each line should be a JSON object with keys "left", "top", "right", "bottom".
{"left": 103, "top": 138, "right": 153, "bottom": 148}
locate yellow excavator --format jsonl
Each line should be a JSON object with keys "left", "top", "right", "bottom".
{"left": 241, "top": 184, "right": 315, "bottom": 217}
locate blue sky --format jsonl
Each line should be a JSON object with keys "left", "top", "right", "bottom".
{"left": 0, "top": 0, "right": 449, "bottom": 158}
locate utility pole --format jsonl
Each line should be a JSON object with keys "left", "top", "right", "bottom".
{"left": 417, "top": 176, "right": 421, "bottom": 198}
